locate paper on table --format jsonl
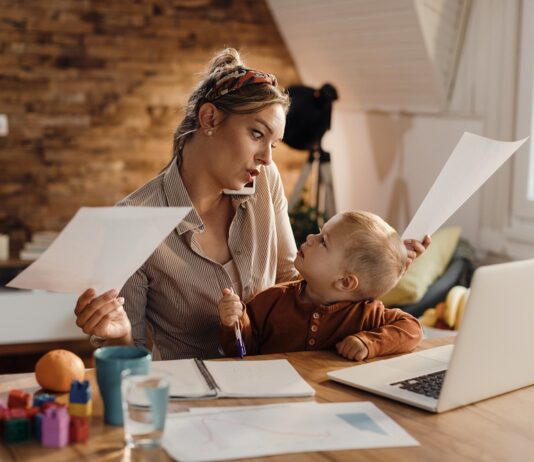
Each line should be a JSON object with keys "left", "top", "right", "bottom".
{"left": 162, "top": 401, "right": 418, "bottom": 461}
{"left": 7, "top": 207, "right": 190, "bottom": 294}
{"left": 402, "top": 132, "right": 528, "bottom": 241}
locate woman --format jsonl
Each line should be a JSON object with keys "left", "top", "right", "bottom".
{"left": 74, "top": 48, "right": 429, "bottom": 360}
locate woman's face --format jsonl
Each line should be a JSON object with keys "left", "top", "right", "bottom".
{"left": 207, "top": 103, "right": 286, "bottom": 191}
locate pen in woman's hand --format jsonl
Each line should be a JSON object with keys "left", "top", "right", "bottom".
{"left": 230, "top": 288, "right": 246, "bottom": 358}
{"left": 234, "top": 320, "right": 246, "bottom": 358}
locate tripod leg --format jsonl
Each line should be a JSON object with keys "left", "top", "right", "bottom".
{"left": 319, "top": 162, "right": 336, "bottom": 220}
{"left": 288, "top": 161, "right": 313, "bottom": 212}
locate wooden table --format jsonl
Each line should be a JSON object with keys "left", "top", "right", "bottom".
{"left": 1, "top": 337, "right": 533, "bottom": 461}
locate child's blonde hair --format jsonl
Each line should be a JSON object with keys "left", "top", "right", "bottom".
{"left": 340, "top": 211, "right": 406, "bottom": 299}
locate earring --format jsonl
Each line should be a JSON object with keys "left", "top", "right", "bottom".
{"left": 206, "top": 129, "right": 213, "bottom": 136}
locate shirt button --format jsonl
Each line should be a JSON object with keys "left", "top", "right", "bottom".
{"left": 308, "top": 338, "right": 316, "bottom": 346}
{"left": 312, "top": 312, "right": 320, "bottom": 319}
{"left": 310, "top": 325, "right": 318, "bottom": 332}
{"left": 234, "top": 250, "right": 241, "bottom": 256}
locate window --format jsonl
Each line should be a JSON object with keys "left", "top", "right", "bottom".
{"left": 511, "top": 0, "right": 534, "bottom": 224}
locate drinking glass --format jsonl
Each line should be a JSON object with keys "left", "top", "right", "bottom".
{"left": 121, "top": 369, "right": 170, "bottom": 448}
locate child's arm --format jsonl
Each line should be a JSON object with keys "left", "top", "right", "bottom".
{"left": 338, "top": 304, "right": 423, "bottom": 361}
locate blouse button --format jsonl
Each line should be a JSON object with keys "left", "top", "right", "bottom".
{"left": 308, "top": 338, "right": 316, "bottom": 346}
{"left": 312, "top": 312, "right": 320, "bottom": 319}
{"left": 310, "top": 325, "right": 318, "bottom": 332}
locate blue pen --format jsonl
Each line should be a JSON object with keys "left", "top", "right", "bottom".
{"left": 234, "top": 320, "right": 246, "bottom": 358}
{"left": 230, "top": 288, "right": 246, "bottom": 358}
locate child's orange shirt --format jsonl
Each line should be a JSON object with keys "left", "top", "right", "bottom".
{"left": 220, "top": 279, "right": 423, "bottom": 358}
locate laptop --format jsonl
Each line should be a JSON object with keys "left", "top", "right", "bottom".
{"left": 327, "top": 259, "right": 534, "bottom": 413}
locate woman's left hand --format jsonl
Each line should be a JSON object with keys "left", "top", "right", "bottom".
{"left": 403, "top": 234, "right": 431, "bottom": 272}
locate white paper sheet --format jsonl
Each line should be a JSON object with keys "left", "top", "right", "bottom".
{"left": 162, "top": 401, "right": 418, "bottom": 461}
{"left": 402, "top": 132, "right": 528, "bottom": 241}
{"left": 7, "top": 207, "right": 190, "bottom": 294}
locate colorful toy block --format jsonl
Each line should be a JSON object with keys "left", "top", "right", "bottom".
{"left": 41, "top": 406, "right": 70, "bottom": 448}
{"left": 68, "top": 400, "right": 92, "bottom": 418}
{"left": 41, "top": 401, "right": 66, "bottom": 412}
{"left": 4, "top": 417, "right": 31, "bottom": 443}
{"left": 25, "top": 407, "right": 39, "bottom": 418}
{"left": 69, "top": 416, "right": 89, "bottom": 443}
{"left": 33, "top": 393, "right": 56, "bottom": 408}
{"left": 7, "top": 390, "right": 31, "bottom": 409}
{"left": 5, "top": 409, "right": 26, "bottom": 419}
{"left": 0, "top": 405, "right": 6, "bottom": 437}
{"left": 24, "top": 407, "right": 40, "bottom": 437}
{"left": 69, "top": 380, "right": 91, "bottom": 404}
{"left": 34, "top": 413, "right": 43, "bottom": 441}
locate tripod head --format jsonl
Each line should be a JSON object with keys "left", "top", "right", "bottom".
{"left": 307, "top": 146, "right": 331, "bottom": 164}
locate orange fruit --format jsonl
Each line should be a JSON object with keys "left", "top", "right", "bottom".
{"left": 35, "top": 349, "right": 85, "bottom": 392}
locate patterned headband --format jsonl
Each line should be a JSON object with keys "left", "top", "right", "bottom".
{"left": 205, "top": 67, "right": 278, "bottom": 101}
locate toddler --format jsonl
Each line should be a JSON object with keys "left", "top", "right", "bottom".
{"left": 218, "top": 211, "right": 422, "bottom": 361}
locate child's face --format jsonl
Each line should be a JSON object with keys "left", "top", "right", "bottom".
{"left": 294, "top": 214, "right": 349, "bottom": 295}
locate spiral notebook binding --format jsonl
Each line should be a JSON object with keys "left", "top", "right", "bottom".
{"left": 194, "top": 358, "right": 219, "bottom": 392}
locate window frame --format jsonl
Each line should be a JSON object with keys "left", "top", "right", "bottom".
{"left": 511, "top": 0, "right": 534, "bottom": 223}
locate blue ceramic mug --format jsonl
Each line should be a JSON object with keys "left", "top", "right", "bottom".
{"left": 94, "top": 346, "right": 151, "bottom": 426}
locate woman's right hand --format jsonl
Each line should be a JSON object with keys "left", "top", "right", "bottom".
{"left": 75, "top": 288, "right": 132, "bottom": 341}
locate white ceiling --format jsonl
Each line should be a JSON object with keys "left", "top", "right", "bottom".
{"left": 267, "top": 0, "right": 470, "bottom": 113}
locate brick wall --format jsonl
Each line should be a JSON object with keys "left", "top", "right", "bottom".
{"left": 0, "top": 0, "right": 306, "bottom": 254}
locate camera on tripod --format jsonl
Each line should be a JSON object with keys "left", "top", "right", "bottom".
{"left": 283, "top": 83, "right": 339, "bottom": 232}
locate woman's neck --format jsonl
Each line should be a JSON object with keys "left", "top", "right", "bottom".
{"left": 179, "top": 139, "right": 227, "bottom": 215}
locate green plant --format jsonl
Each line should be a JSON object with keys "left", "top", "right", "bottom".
{"left": 288, "top": 199, "right": 323, "bottom": 247}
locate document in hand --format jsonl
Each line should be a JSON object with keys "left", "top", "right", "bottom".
{"left": 154, "top": 359, "right": 315, "bottom": 399}
{"left": 7, "top": 207, "right": 191, "bottom": 294}
{"left": 402, "top": 132, "right": 528, "bottom": 241}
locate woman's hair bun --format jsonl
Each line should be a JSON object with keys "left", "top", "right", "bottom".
{"left": 207, "top": 48, "right": 244, "bottom": 76}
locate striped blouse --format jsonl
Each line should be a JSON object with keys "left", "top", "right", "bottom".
{"left": 116, "top": 159, "right": 299, "bottom": 360}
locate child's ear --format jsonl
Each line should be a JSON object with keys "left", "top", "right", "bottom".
{"left": 334, "top": 274, "right": 359, "bottom": 292}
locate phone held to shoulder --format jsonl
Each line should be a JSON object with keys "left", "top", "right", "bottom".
{"left": 223, "top": 178, "right": 256, "bottom": 195}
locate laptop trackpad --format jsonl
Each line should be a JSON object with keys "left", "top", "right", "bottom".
{"left": 387, "top": 355, "right": 449, "bottom": 376}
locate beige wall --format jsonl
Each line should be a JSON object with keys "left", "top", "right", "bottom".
{"left": 320, "top": 0, "right": 520, "bottom": 254}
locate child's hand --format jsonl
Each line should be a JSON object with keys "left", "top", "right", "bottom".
{"left": 403, "top": 235, "right": 432, "bottom": 273}
{"left": 336, "top": 335, "right": 369, "bottom": 361}
{"left": 218, "top": 288, "right": 243, "bottom": 327}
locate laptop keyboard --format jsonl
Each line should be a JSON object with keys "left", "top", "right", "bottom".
{"left": 390, "top": 370, "right": 447, "bottom": 399}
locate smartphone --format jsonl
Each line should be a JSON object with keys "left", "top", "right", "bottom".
{"left": 223, "top": 178, "right": 256, "bottom": 195}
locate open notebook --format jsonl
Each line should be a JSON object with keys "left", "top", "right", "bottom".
{"left": 153, "top": 359, "right": 316, "bottom": 399}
